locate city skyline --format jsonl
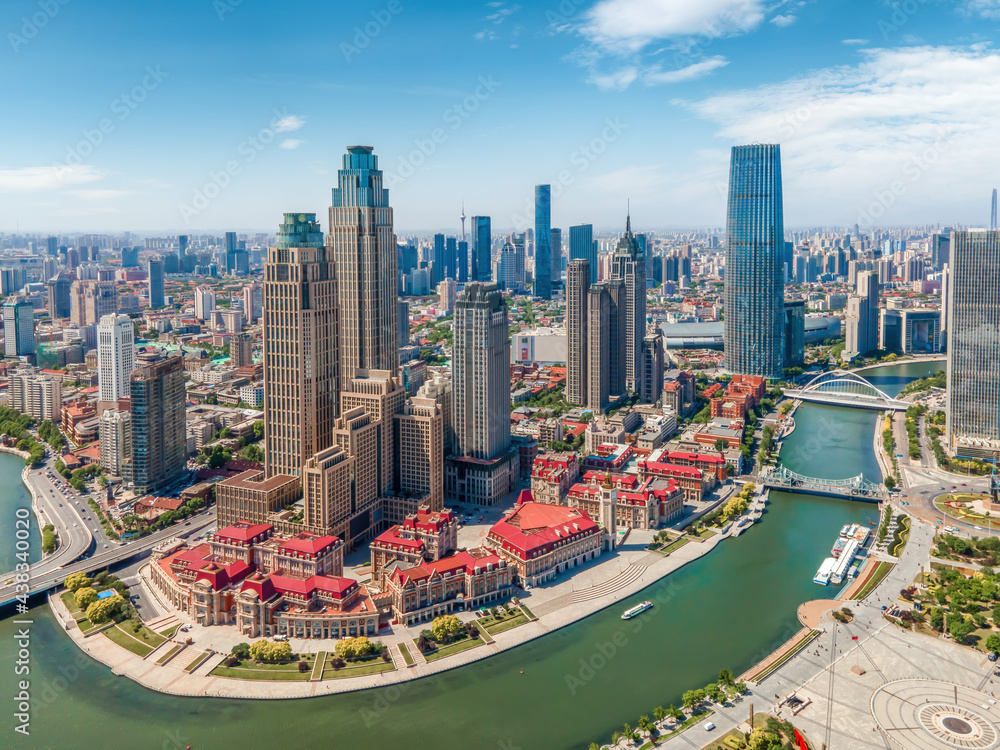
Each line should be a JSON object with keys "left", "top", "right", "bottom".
{"left": 3, "top": 1, "right": 1000, "bottom": 233}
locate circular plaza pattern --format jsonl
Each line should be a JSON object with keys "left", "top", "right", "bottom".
{"left": 872, "top": 679, "right": 1000, "bottom": 749}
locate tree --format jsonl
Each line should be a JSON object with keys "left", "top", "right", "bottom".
{"left": 74, "top": 587, "right": 99, "bottom": 610}
{"left": 985, "top": 633, "right": 1000, "bottom": 654}
{"left": 682, "top": 690, "right": 699, "bottom": 710}
{"left": 705, "top": 682, "right": 723, "bottom": 703}
{"left": 232, "top": 642, "right": 251, "bottom": 660}
{"left": 431, "top": 614, "right": 464, "bottom": 643}
{"left": 64, "top": 572, "right": 92, "bottom": 592}
{"left": 746, "top": 728, "right": 782, "bottom": 750}
{"left": 718, "top": 668, "right": 734, "bottom": 686}
{"left": 334, "top": 636, "right": 379, "bottom": 659}
{"left": 249, "top": 639, "right": 292, "bottom": 663}
{"left": 949, "top": 615, "right": 976, "bottom": 643}
{"left": 85, "top": 594, "right": 123, "bottom": 624}
{"left": 714, "top": 438, "right": 727, "bottom": 454}
{"left": 884, "top": 475, "right": 897, "bottom": 491}
{"left": 653, "top": 706, "right": 665, "bottom": 722}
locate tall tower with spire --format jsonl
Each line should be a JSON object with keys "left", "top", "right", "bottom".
{"left": 460, "top": 202, "right": 467, "bottom": 243}
{"left": 608, "top": 210, "right": 646, "bottom": 394}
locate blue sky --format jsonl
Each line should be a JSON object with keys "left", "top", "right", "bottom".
{"left": 2, "top": 0, "right": 1000, "bottom": 235}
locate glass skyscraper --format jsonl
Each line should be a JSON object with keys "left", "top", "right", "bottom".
{"left": 534, "top": 185, "right": 552, "bottom": 299}
{"left": 570, "top": 224, "right": 596, "bottom": 283}
{"left": 147, "top": 256, "right": 165, "bottom": 309}
{"left": 472, "top": 216, "right": 491, "bottom": 282}
{"left": 724, "top": 143, "right": 785, "bottom": 379}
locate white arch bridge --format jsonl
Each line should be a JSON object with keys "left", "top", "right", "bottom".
{"left": 761, "top": 466, "right": 888, "bottom": 502}
{"left": 783, "top": 370, "right": 910, "bottom": 411}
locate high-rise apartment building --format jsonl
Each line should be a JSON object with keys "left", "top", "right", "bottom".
{"left": 534, "top": 185, "right": 552, "bottom": 299}
{"left": 550, "top": 227, "right": 562, "bottom": 286}
{"left": 448, "top": 282, "right": 517, "bottom": 505}
{"left": 946, "top": 230, "right": 1000, "bottom": 459}
{"left": 458, "top": 240, "right": 469, "bottom": 283}
{"left": 97, "top": 314, "right": 136, "bottom": 403}
{"left": 242, "top": 281, "right": 263, "bottom": 323}
{"left": 845, "top": 270, "right": 880, "bottom": 360}
{"left": 125, "top": 352, "right": 186, "bottom": 495}
{"left": 47, "top": 272, "right": 73, "bottom": 319}
{"left": 783, "top": 300, "right": 806, "bottom": 368}
{"left": 194, "top": 285, "right": 215, "bottom": 321}
{"left": 229, "top": 331, "right": 253, "bottom": 369}
{"left": 566, "top": 259, "right": 590, "bottom": 405}
{"left": 569, "top": 224, "right": 596, "bottom": 284}
{"left": 0, "top": 267, "right": 27, "bottom": 296}
{"left": 640, "top": 331, "right": 664, "bottom": 405}
{"left": 393, "top": 396, "right": 444, "bottom": 512}
{"left": 3, "top": 299, "right": 34, "bottom": 358}
{"left": 147, "top": 256, "right": 165, "bottom": 309}
{"left": 339, "top": 369, "right": 406, "bottom": 498}
{"left": 70, "top": 280, "right": 117, "bottom": 327}
{"left": 472, "top": 216, "right": 491, "bottom": 282}
{"left": 263, "top": 213, "right": 340, "bottom": 479}
{"left": 9, "top": 368, "right": 61, "bottom": 421}
{"left": 99, "top": 409, "right": 132, "bottom": 477}
{"left": 723, "top": 144, "right": 785, "bottom": 379}
{"left": 328, "top": 146, "right": 398, "bottom": 386}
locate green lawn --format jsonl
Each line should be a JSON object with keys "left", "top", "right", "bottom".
{"left": 693, "top": 527, "right": 716, "bottom": 540}
{"left": 890, "top": 516, "right": 912, "bottom": 557}
{"left": 748, "top": 630, "right": 820, "bottom": 683}
{"left": 518, "top": 603, "right": 536, "bottom": 620}
{"left": 398, "top": 642, "right": 414, "bottom": 666}
{"left": 159, "top": 623, "right": 181, "bottom": 638}
{"left": 210, "top": 666, "right": 312, "bottom": 681}
{"left": 309, "top": 651, "right": 327, "bottom": 680}
{"left": 184, "top": 653, "right": 211, "bottom": 673}
{"left": 420, "top": 634, "right": 484, "bottom": 662}
{"left": 102, "top": 624, "right": 155, "bottom": 657}
{"left": 61, "top": 590, "right": 82, "bottom": 615}
{"left": 322, "top": 659, "right": 395, "bottom": 679}
{"left": 156, "top": 644, "right": 183, "bottom": 665}
{"left": 660, "top": 538, "right": 690, "bottom": 555}
{"left": 855, "top": 561, "right": 895, "bottom": 601}
{"left": 482, "top": 613, "right": 528, "bottom": 635}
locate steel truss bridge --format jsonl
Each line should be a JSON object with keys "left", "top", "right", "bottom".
{"left": 762, "top": 466, "right": 888, "bottom": 502}
{"left": 783, "top": 370, "right": 910, "bottom": 411}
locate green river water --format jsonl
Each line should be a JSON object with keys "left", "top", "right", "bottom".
{"left": 0, "top": 360, "right": 941, "bottom": 750}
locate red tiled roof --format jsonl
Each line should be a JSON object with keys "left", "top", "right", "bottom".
{"left": 372, "top": 528, "right": 425, "bottom": 551}
{"left": 215, "top": 521, "right": 272, "bottom": 543}
{"left": 488, "top": 502, "right": 598, "bottom": 558}
{"left": 269, "top": 574, "right": 358, "bottom": 599}
{"left": 668, "top": 450, "right": 724, "bottom": 465}
{"left": 277, "top": 533, "right": 339, "bottom": 557}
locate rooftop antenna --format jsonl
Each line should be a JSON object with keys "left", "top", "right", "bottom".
{"left": 460, "top": 201, "right": 467, "bottom": 244}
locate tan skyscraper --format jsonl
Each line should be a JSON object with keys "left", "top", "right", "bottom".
{"left": 70, "top": 280, "right": 117, "bottom": 326}
{"left": 339, "top": 369, "right": 406, "bottom": 496}
{"left": 327, "top": 146, "right": 399, "bottom": 385}
{"left": 263, "top": 213, "right": 340, "bottom": 479}
{"left": 393, "top": 396, "right": 444, "bottom": 512}
{"left": 566, "top": 259, "right": 590, "bottom": 405}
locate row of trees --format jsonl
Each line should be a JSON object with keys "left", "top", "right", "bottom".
{"left": 416, "top": 615, "right": 478, "bottom": 653}
{"left": 719, "top": 483, "right": 755, "bottom": 525}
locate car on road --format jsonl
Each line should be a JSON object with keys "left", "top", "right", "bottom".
{"left": 703, "top": 721, "right": 716, "bottom": 731}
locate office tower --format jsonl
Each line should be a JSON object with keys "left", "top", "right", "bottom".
{"left": 398, "top": 300, "right": 410, "bottom": 347}
{"left": 472, "top": 215, "right": 491, "bottom": 282}
{"left": 97, "top": 314, "right": 136, "bottom": 403}
{"left": 194, "top": 285, "right": 215, "bottom": 321}
{"left": 121, "top": 246, "right": 139, "bottom": 268}
{"left": 340, "top": 370, "right": 406, "bottom": 495}
{"left": 328, "top": 146, "right": 398, "bottom": 385}
{"left": 419, "top": 376, "right": 454, "bottom": 456}
{"left": 845, "top": 271, "right": 879, "bottom": 360}
{"left": 940, "top": 263, "right": 951, "bottom": 337}
{"left": 147, "top": 256, "right": 165, "bottom": 309}
{"left": 567, "top": 224, "right": 597, "bottom": 284}
{"left": 99, "top": 409, "right": 132, "bottom": 477}
{"left": 178, "top": 234, "right": 188, "bottom": 266}
{"left": 0, "top": 267, "right": 27, "bottom": 296}
{"left": 723, "top": 144, "right": 785, "bottom": 379}
{"left": 445, "top": 236, "right": 457, "bottom": 280}
{"left": 432, "top": 234, "right": 445, "bottom": 284}
{"left": 230, "top": 331, "right": 253, "bottom": 369}
{"left": 242, "top": 280, "right": 263, "bottom": 323}
{"left": 225, "top": 232, "right": 238, "bottom": 274}
{"left": 46, "top": 272, "right": 72, "bottom": 319}
{"left": 783, "top": 300, "right": 805, "bottom": 367}
{"left": 438, "top": 278, "right": 457, "bottom": 312}
{"left": 931, "top": 233, "right": 950, "bottom": 271}
{"left": 448, "top": 282, "right": 517, "bottom": 505}
{"left": 639, "top": 331, "right": 664, "bottom": 405}
{"left": 783, "top": 241, "right": 794, "bottom": 282}
{"left": 534, "top": 185, "right": 552, "bottom": 299}
{"left": 904, "top": 257, "right": 924, "bottom": 283}
{"left": 495, "top": 240, "right": 523, "bottom": 292}
{"left": 879, "top": 309, "right": 941, "bottom": 355}
{"left": 457, "top": 240, "right": 469, "bottom": 283}
{"left": 587, "top": 284, "right": 612, "bottom": 412}
{"left": 566, "top": 259, "right": 590, "bottom": 405}
{"left": 663, "top": 254, "right": 680, "bottom": 284}
{"left": 946, "top": 230, "right": 1000, "bottom": 459}
{"left": 42, "top": 257, "right": 57, "bottom": 282}
{"left": 3, "top": 299, "right": 34, "bottom": 358}
{"left": 550, "top": 228, "right": 562, "bottom": 286}
{"left": 234, "top": 245, "right": 250, "bottom": 276}
{"left": 125, "top": 352, "right": 186, "bottom": 495}
{"left": 393, "top": 396, "right": 444, "bottom": 511}
{"left": 70, "top": 280, "right": 118, "bottom": 327}
{"left": 9, "top": 368, "right": 61, "bottom": 420}
{"left": 46, "top": 237, "right": 57, "bottom": 257}
{"left": 608, "top": 214, "right": 646, "bottom": 393}
{"left": 993, "top": 189, "right": 998, "bottom": 231}
{"left": 264, "top": 212, "right": 340, "bottom": 479}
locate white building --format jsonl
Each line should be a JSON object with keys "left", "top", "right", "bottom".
{"left": 97, "top": 314, "right": 136, "bottom": 403}
{"left": 99, "top": 409, "right": 132, "bottom": 476}
{"left": 511, "top": 327, "right": 567, "bottom": 365}
{"left": 194, "top": 285, "right": 215, "bottom": 321}
{"left": 9, "top": 369, "right": 62, "bottom": 422}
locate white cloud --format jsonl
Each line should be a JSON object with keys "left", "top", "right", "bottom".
{"left": 589, "top": 67, "right": 639, "bottom": 91}
{"left": 582, "top": 0, "right": 768, "bottom": 51}
{"left": 681, "top": 45, "right": 1000, "bottom": 225}
{"left": 770, "top": 14, "right": 797, "bottom": 27}
{"left": 644, "top": 56, "right": 729, "bottom": 85}
{"left": 273, "top": 115, "right": 304, "bottom": 133}
{"left": 279, "top": 139, "right": 305, "bottom": 149}
{"left": 474, "top": 30, "right": 496, "bottom": 41}
{"left": 0, "top": 165, "right": 106, "bottom": 192}
{"left": 486, "top": 3, "right": 520, "bottom": 24}
{"left": 66, "top": 189, "right": 130, "bottom": 201}
{"left": 842, "top": 38, "right": 869, "bottom": 46}
{"left": 961, "top": 1, "right": 1000, "bottom": 20}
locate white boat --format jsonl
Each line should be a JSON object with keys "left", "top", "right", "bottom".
{"left": 621, "top": 601, "right": 653, "bottom": 620}
{"left": 814, "top": 557, "right": 836, "bottom": 585}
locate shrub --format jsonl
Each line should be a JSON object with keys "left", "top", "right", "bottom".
{"left": 330, "top": 656, "right": 346, "bottom": 670}
{"left": 298, "top": 660, "right": 309, "bottom": 672}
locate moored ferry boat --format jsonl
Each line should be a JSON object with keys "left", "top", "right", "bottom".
{"left": 813, "top": 557, "right": 836, "bottom": 585}
{"left": 621, "top": 601, "right": 653, "bottom": 620}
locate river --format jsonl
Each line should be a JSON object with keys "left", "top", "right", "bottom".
{"left": 0, "top": 360, "right": 941, "bottom": 750}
